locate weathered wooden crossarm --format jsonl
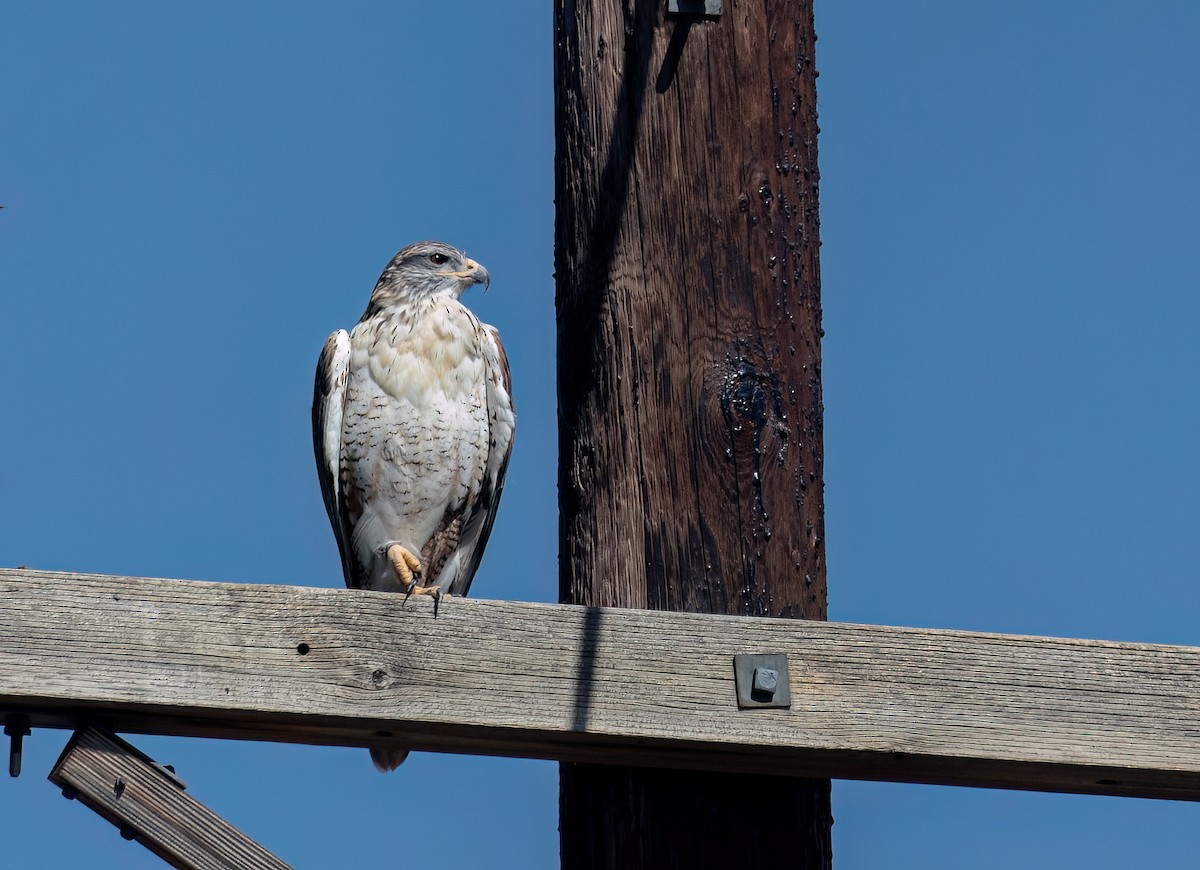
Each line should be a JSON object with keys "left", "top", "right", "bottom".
{"left": 49, "top": 725, "right": 292, "bottom": 870}
{"left": 3, "top": 567, "right": 1199, "bottom": 800}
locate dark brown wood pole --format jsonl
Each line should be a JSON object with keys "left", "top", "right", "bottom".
{"left": 555, "top": 0, "right": 831, "bottom": 866}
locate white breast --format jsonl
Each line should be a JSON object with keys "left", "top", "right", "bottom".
{"left": 340, "top": 301, "right": 491, "bottom": 578}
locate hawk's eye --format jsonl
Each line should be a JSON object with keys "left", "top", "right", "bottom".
{"left": 430, "top": 253, "right": 450, "bottom": 266}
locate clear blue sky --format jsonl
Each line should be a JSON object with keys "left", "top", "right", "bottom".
{"left": 2, "top": 2, "right": 1198, "bottom": 867}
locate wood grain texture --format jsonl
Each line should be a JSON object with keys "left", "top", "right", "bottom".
{"left": 4, "top": 569, "right": 1200, "bottom": 801}
{"left": 554, "top": 0, "right": 829, "bottom": 863}
{"left": 49, "top": 725, "right": 291, "bottom": 870}
{"left": 555, "top": 0, "right": 825, "bottom": 619}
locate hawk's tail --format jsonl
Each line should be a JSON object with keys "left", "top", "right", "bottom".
{"left": 370, "top": 746, "right": 409, "bottom": 772}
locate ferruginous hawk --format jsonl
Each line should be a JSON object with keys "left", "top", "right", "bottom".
{"left": 312, "top": 241, "right": 515, "bottom": 770}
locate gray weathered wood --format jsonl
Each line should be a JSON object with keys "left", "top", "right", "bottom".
{"left": 4, "top": 568, "right": 1200, "bottom": 800}
{"left": 49, "top": 725, "right": 291, "bottom": 870}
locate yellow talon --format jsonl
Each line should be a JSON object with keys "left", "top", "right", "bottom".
{"left": 386, "top": 544, "right": 422, "bottom": 586}
{"left": 385, "top": 545, "right": 448, "bottom": 615}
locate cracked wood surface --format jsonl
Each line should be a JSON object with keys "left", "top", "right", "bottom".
{"left": 3, "top": 569, "right": 1199, "bottom": 800}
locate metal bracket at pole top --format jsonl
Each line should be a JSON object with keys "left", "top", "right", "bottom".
{"left": 667, "top": 0, "right": 722, "bottom": 18}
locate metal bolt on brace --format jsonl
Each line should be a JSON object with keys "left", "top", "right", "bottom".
{"left": 733, "top": 654, "right": 792, "bottom": 709}
{"left": 4, "top": 714, "right": 31, "bottom": 778}
{"left": 752, "top": 666, "right": 780, "bottom": 697}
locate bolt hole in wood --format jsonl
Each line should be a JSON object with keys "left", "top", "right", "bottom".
{"left": 295, "top": 643, "right": 310, "bottom": 656}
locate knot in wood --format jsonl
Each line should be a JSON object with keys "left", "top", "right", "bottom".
{"left": 727, "top": 378, "right": 765, "bottom": 429}
{"left": 720, "top": 360, "right": 776, "bottom": 434}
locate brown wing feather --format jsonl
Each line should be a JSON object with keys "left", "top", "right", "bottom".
{"left": 423, "top": 515, "right": 463, "bottom": 581}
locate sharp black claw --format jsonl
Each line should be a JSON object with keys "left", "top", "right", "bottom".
{"left": 401, "top": 573, "right": 423, "bottom": 605}
{"left": 432, "top": 589, "right": 442, "bottom": 619}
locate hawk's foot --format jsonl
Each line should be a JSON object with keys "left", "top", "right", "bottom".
{"left": 404, "top": 582, "right": 443, "bottom": 617}
{"left": 385, "top": 544, "right": 422, "bottom": 587}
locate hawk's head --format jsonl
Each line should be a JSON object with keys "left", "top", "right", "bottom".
{"left": 369, "top": 241, "right": 490, "bottom": 308}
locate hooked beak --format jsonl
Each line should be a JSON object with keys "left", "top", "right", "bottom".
{"left": 439, "top": 258, "right": 491, "bottom": 290}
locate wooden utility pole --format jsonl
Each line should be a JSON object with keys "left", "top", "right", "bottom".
{"left": 555, "top": 0, "right": 829, "bottom": 866}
